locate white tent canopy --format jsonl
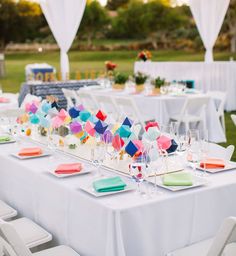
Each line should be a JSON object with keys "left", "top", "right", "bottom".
{"left": 40, "top": 0, "right": 86, "bottom": 80}
{"left": 189, "top": 0, "right": 230, "bottom": 63}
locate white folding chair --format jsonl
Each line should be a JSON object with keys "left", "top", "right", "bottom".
{"left": 93, "top": 94, "right": 119, "bottom": 123}
{"left": 207, "top": 91, "right": 226, "bottom": 132}
{"left": 231, "top": 114, "right": 236, "bottom": 126}
{"left": 169, "top": 96, "right": 209, "bottom": 131}
{"left": 113, "top": 96, "right": 148, "bottom": 129}
{"left": 0, "top": 200, "right": 17, "bottom": 220}
{"left": 76, "top": 89, "right": 98, "bottom": 113}
{"left": 208, "top": 143, "right": 235, "bottom": 161}
{"left": 61, "top": 88, "right": 78, "bottom": 109}
{"left": 0, "top": 219, "right": 80, "bottom": 256}
{"left": 167, "top": 216, "right": 236, "bottom": 256}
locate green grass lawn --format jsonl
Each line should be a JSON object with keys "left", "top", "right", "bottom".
{"left": 0, "top": 50, "right": 235, "bottom": 160}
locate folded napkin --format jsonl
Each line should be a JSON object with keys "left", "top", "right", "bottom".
{"left": 55, "top": 163, "right": 83, "bottom": 174}
{"left": 200, "top": 158, "right": 225, "bottom": 169}
{"left": 163, "top": 172, "right": 193, "bottom": 186}
{"left": 0, "top": 97, "right": 10, "bottom": 103}
{"left": 93, "top": 176, "right": 127, "bottom": 193}
{"left": 18, "top": 147, "right": 43, "bottom": 156}
{"left": 0, "top": 136, "right": 11, "bottom": 142}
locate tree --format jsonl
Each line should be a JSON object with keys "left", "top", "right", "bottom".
{"left": 225, "top": 0, "right": 236, "bottom": 53}
{"left": 79, "top": 1, "right": 110, "bottom": 46}
{"left": 106, "top": 0, "right": 129, "bottom": 10}
{"left": 0, "top": 0, "right": 44, "bottom": 50}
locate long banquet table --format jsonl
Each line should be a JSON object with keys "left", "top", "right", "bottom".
{"left": 134, "top": 61, "right": 236, "bottom": 111}
{"left": 0, "top": 138, "right": 236, "bottom": 256}
{"left": 87, "top": 88, "right": 226, "bottom": 143}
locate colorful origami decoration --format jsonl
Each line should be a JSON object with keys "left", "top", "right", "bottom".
{"left": 96, "top": 110, "right": 107, "bottom": 121}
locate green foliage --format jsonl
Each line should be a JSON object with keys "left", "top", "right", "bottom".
{"left": 133, "top": 72, "right": 148, "bottom": 85}
{"left": 114, "top": 72, "right": 128, "bottom": 84}
{"left": 79, "top": 1, "right": 110, "bottom": 46}
{"left": 152, "top": 76, "right": 165, "bottom": 88}
{"left": 0, "top": 0, "right": 45, "bottom": 49}
{"left": 106, "top": 0, "right": 129, "bottom": 10}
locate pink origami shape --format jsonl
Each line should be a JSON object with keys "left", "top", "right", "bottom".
{"left": 52, "top": 116, "right": 64, "bottom": 129}
{"left": 112, "top": 135, "right": 124, "bottom": 151}
{"left": 58, "top": 109, "right": 68, "bottom": 121}
{"left": 157, "top": 135, "right": 171, "bottom": 150}
{"left": 25, "top": 103, "right": 31, "bottom": 112}
{"left": 133, "top": 140, "right": 144, "bottom": 155}
{"left": 145, "top": 121, "right": 159, "bottom": 131}
{"left": 85, "top": 121, "right": 95, "bottom": 136}
{"left": 29, "top": 103, "right": 38, "bottom": 114}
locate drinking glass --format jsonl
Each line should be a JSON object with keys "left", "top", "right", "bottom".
{"left": 200, "top": 129, "right": 209, "bottom": 177}
{"left": 91, "top": 142, "right": 105, "bottom": 177}
{"left": 187, "top": 129, "right": 200, "bottom": 175}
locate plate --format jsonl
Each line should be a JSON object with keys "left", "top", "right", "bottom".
{"left": 49, "top": 166, "right": 91, "bottom": 178}
{"left": 11, "top": 151, "right": 51, "bottom": 160}
{"left": 197, "top": 162, "right": 236, "bottom": 173}
{"left": 0, "top": 137, "right": 16, "bottom": 145}
{"left": 79, "top": 181, "right": 135, "bottom": 197}
{"left": 152, "top": 175, "right": 207, "bottom": 192}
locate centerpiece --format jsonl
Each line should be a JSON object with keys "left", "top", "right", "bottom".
{"left": 133, "top": 72, "right": 148, "bottom": 93}
{"left": 151, "top": 76, "right": 166, "bottom": 95}
{"left": 113, "top": 72, "right": 128, "bottom": 90}
{"left": 137, "top": 50, "right": 152, "bottom": 62}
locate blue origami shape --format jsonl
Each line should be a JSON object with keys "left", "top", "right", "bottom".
{"left": 80, "top": 110, "right": 91, "bottom": 122}
{"left": 125, "top": 141, "right": 139, "bottom": 157}
{"left": 69, "top": 107, "right": 80, "bottom": 119}
{"left": 30, "top": 114, "right": 40, "bottom": 125}
{"left": 122, "top": 117, "right": 133, "bottom": 128}
{"left": 41, "top": 102, "right": 51, "bottom": 114}
{"left": 119, "top": 125, "right": 131, "bottom": 138}
{"left": 166, "top": 139, "right": 178, "bottom": 154}
{"left": 89, "top": 115, "right": 99, "bottom": 124}
{"left": 94, "top": 120, "right": 108, "bottom": 134}
{"left": 51, "top": 101, "right": 59, "bottom": 110}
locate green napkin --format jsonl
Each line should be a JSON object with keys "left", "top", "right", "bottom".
{"left": 0, "top": 136, "right": 11, "bottom": 142}
{"left": 93, "top": 176, "right": 127, "bottom": 193}
{"left": 163, "top": 172, "right": 193, "bottom": 186}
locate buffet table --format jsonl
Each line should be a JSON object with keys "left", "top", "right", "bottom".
{"left": 88, "top": 89, "right": 226, "bottom": 143}
{"left": 0, "top": 138, "right": 236, "bottom": 256}
{"left": 134, "top": 61, "right": 236, "bottom": 111}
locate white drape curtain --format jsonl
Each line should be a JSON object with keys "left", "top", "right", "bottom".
{"left": 40, "top": 0, "right": 86, "bottom": 80}
{"left": 189, "top": 0, "right": 230, "bottom": 63}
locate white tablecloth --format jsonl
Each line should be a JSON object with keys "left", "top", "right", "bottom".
{"left": 0, "top": 139, "right": 236, "bottom": 256}
{"left": 134, "top": 61, "right": 236, "bottom": 111}
{"left": 0, "top": 93, "right": 18, "bottom": 112}
{"left": 89, "top": 89, "right": 226, "bottom": 143}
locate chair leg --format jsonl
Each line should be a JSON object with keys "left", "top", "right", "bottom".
{"left": 221, "top": 115, "right": 226, "bottom": 133}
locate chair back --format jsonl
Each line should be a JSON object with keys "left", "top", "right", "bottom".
{"left": 93, "top": 94, "right": 119, "bottom": 123}
{"left": 0, "top": 237, "right": 18, "bottom": 256}
{"left": 76, "top": 89, "right": 98, "bottom": 113}
{"left": 207, "top": 91, "right": 226, "bottom": 116}
{"left": 207, "top": 217, "right": 236, "bottom": 256}
{"left": 179, "top": 96, "right": 209, "bottom": 123}
{"left": 208, "top": 143, "right": 234, "bottom": 161}
{"left": 0, "top": 220, "right": 32, "bottom": 256}
{"left": 113, "top": 96, "right": 145, "bottom": 128}
{"left": 231, "top": 114, "right": 236, "bottom": 126}
{"left": 62, "top": 88, "right": 77, "bottom": 109}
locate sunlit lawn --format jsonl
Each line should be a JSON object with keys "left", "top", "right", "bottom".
{"left": 0, "top": 50, "right": 235, "bottom": 160}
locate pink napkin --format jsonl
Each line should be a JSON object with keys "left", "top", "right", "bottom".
{"left": 200, "top": 158, "right": 225, "bottom": 169}
{"left": 55, "top": 163, "right": 83, "bottom": 174}
{"left": 18, "top": 147, "right": 43, "bottom": 156}
{"left": 0, "top": 97, "right": 10, "bottom": 103}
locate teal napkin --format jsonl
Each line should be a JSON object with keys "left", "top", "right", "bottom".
{"left": 163, "top": 172, "right": 193, "bottom": 186}
{"left": 0, "top": 136, "right": 11, "bottom": 142}
{"left": 93, "top": 176, "right": 127, "bottom": 193}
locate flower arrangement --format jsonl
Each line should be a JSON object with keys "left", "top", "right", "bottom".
{"left": 105, "top": 61, "right": 117, "bottom": 71}
{"left": 138, "top": 50, "right": 152, "bottom": 62}
{"left": 152, "top": 76, "right": 166, "bottom": 88}
{"left": 114, "top": 73, "right": 128, "bottom": 85}
{"left": 133, "top": 72, "right": 148, "bottom": 85}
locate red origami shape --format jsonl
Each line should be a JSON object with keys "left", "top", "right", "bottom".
{"left": 96, "top": 110, "right": 107, "bottom": 121}
{"left": 145, "top": 121, "right": 159, "bottom": 131}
